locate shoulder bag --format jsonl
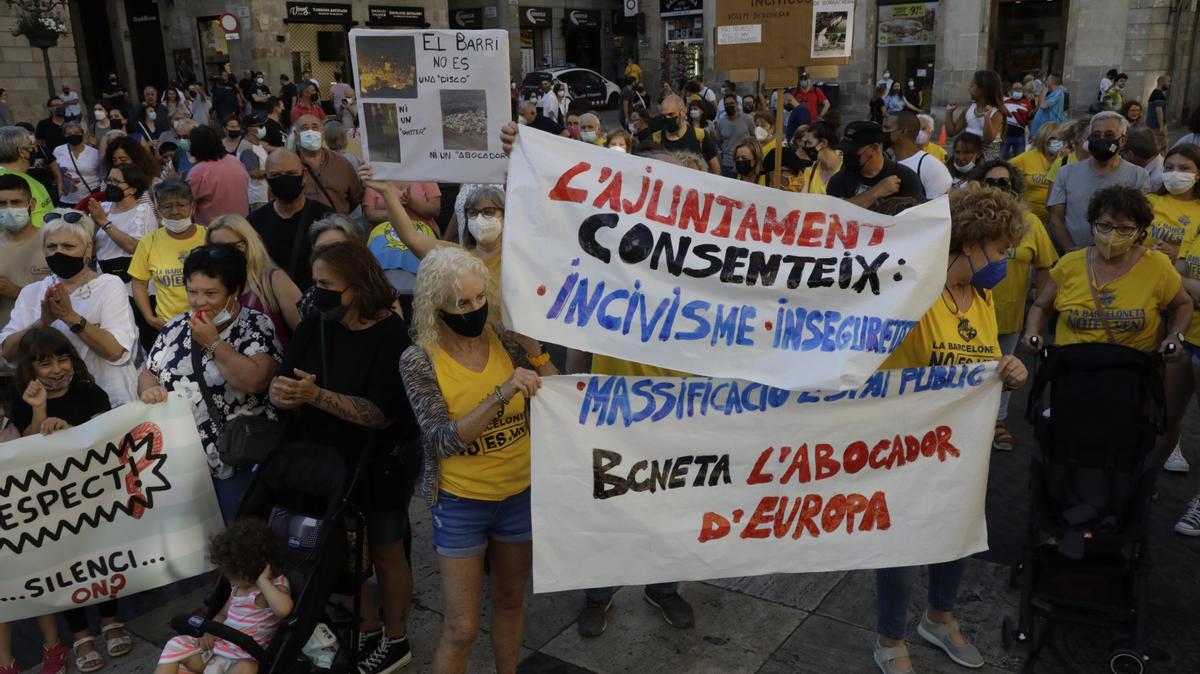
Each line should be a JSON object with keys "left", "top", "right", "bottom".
{"left": 190, "top": 336, "right": 284, "bottom": 469}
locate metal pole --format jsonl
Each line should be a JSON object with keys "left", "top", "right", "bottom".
{"left": 41, "top": 47, "right": 55, "bottom": 98}
{"left": 773, "top": 87, "right": 785, "bottom": 188}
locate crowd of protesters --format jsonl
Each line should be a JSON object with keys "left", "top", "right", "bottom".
{"left": 0, "top": 60, "right": 1197, "bottom": 674}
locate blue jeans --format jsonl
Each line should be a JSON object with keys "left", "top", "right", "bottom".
{"left": 1003, "top": 135, "right": 1025, "bottom": 159}
{"left": 585, "top": 582, "right": 679, "bottom": 602}
{"left": 212, "top": 468, "right": 253, "bottom": 524}
{"left": 875, "top": 559, "right": 967, "bottom": 639}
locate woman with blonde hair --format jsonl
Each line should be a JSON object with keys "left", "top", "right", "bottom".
{"left": 1009, "top": 121, "right": 1063, "bottom": 223}
{"left": 205, "top": 214, "right": 303, "bottom": 344}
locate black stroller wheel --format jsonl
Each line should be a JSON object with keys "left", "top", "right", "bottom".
{"left": 1109, "top": 650, "right": 1145, "bottom": 674}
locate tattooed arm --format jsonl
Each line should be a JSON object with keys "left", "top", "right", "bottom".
{"left": 312, "top": 387, "right": 393, "bottom": 429}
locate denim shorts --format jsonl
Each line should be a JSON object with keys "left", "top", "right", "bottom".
{"left": 430, "top": 488, "right": 532, "bottom": 558}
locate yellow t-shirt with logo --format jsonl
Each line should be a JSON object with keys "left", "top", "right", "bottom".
{"left": 1176, "top": 231, "right": 1200, "bottom": 345}
{"left": 1051, "top": 248, "right": 1182, "bottom": 351}
{"left": 882, "top": 289, "right": 1000, "bottom": 369}
{"left": 803, "top": 159, "right": 842, "bottom": 196}
{"left": 993, "top": 212, "right": 1059, "bottom": 334}
{"left": 432, "top": 327, "right": 530, "bottom": 500}
{"left": 128, "top": 226, "right": 207, "bottom": 322}
{"left": 1010, "top": 149, "right": 1054, "bottom": 223}
{"left": 591, "top": 355, "right": 689, "bottom": 377}
{"left": 1146, "top": 193, "right": 1200, "bottom": 252}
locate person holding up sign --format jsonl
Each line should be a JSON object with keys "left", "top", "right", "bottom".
{"left": 400, "top": 247, "right": 557, "bottom": 674}
{"left": 874, "top": 184, "right": 1030, "bottom": 674}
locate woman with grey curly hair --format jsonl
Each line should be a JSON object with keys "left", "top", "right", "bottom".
{"left": 399, "top": 246, "right": 555, "bottom": 674}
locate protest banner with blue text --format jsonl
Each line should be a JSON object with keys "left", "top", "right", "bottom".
{"left": 350, "top": 28, "right": 510, "bottom": 183}
{"left": 530, "top": 365, "right": 1000, "bottom": 592}
{"left": 0, "top": 396, "right": 223, "bottom": 621}
{"left": 503, "top": 128, "right": 952, "bottom": 390}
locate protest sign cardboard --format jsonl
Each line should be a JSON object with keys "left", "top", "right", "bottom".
{"left": 349, "top": 29, "right": 510, "bottom": 183}
{"left": 530, "top": 365, "right": 1000, "bottom": 592}
{"left": 503, "top": 127, "right": 951, "bottom": 391}
{"left": 0, "top": 397, "right": 223, "bottom": 621}
{"left": 715, "top": 0, "right": 854, "bottom": 70}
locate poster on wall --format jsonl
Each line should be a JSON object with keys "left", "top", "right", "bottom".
{"left": 349, "top": 29, "right": 511, "bottom": 184}
{"left": 877, "top": 2, "right": 938, "bottom": 47}
{"left": 811, "top": 0, "right": 854, "bottom": 59}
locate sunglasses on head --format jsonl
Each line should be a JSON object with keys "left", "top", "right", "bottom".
{"left": 43, "top": 211, "right": 85, "bottom": 225}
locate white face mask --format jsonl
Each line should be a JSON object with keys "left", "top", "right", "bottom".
{"left": 0, "top": 207, "right": 30, "bottom": 232}
{"left": 256, "top": 126, "right": 266, "bottom": 139}
{"left": 1012, "top": 91, "right": 1023, "bottom": 100}
{"left": 467, "top": 214, "right": 503, "bottom": 245}
{"left": 1163, "top": 170, "right": 1198, "bottom": 195}
{"left": 580, "top": 130, "right": 598, "bottom": 143}
{"left": 211, "top": 297, "right": 235, "bottom": 326}
{"left": 298, "top": 129, "right": 323, "bottom": 151}
{"left": 628, "top": 123, "right": 637, "bottom": 133}
{"left": 916, "top": 130, "right": 931, "bottom": 146}
{"left": 754, "top": 126, "right": 770, "bottom": 142}
{"left": 1047, "top": 139, "right": 1065, "bottom": 155}
{"left": 517, "top": 116, "right": 529, "bottom": 126}
{"left": 954, "top": 160, "right": 976, "bottom": 174}
{"left": 94, "top": 109, "right": 107, "bottom": 121}
{"left": 162, "top": 216, "right": 192, "bottom": 233}
{"left": 610, "top": 145, "right": 627, "bottom": 153}
{"left": 689, "top": 109, "right": 702, "bottom": 120}
{"left": 256, "top": 77, "right": 264, "bottom": 85}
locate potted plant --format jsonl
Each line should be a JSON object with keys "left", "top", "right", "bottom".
{"left": 7, "top": 0, "right": 70, "bottom": 48}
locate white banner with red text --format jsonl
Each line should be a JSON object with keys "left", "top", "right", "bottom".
{"left": 530, "top": 365, "right": 1000, "bottom": 592}
{"left": 502, "top": 127, "right": 952, "bottom": 390}
{"left": 0, "top": 396, "right": 223, "bottom": 621}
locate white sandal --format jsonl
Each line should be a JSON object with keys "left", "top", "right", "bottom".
{"left": 72, "top": 637, "right": 105, "bottom": 673}
{"left": 100, "top": 623, "right": 132, "bottom": 658}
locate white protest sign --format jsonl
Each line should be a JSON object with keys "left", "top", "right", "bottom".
{"left": 503, "top": 128, "right": 951, "bottom": 390}
{"left": 530, "top": 366, "right": 1000, "bottom": 592}
{"left": 0, "top": 396, "right": 223, "bottom": 621}
{"left": 349, "top": 29, "right": 510, "bottom": 183}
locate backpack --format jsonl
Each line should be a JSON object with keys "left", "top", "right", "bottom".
{"left": 651, "top": 126, "right": 706, "bottom": 145}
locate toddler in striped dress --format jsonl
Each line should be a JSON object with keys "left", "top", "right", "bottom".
{"left": 155, "top": 520, "right": 294, "bottom": 674}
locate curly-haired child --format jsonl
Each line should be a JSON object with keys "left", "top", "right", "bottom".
{"left": 155, "top": 520, "right": 293, "bottom": 674}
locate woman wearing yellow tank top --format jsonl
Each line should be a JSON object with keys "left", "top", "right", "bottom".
{"left": 399, "top": 247, "right": 557, "bottom": 674}
{"left": 875, "top": 185, "right": 1030, "bottom": 674}
{"left": 800, "top": 120, "right": 843, "bottom": 195}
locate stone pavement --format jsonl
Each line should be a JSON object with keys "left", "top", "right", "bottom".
{"left": 15, "top": 365, "right": 1200, "bottom": 673}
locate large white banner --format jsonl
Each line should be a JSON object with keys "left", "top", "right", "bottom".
{"left": 530, "top": 365, "right": 1000, "bottom": 592}
{"left": 0, "top": 396, "right": 223, "bottom": 621}
{"left": 349, "top": 29, "right": 510, "bottom": 184}
{"left": 503, "top": 128, "right": 951, "bottom": 390}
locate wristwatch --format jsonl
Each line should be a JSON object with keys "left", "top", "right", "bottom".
{"left": 69, "top": 316, "right": 88, "bottom": 333}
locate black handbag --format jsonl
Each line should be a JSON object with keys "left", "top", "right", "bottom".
{"left": 190, "top": 340, "right": 283, "bottom": 469}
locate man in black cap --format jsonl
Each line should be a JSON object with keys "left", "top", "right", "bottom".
{"left": 826, "top": 120, "right": 925, "bottom": 208}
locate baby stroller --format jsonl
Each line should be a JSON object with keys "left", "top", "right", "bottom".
{"left": 1005, "top": 342, "right": 1165, "bottom": 673}
{"left": 170, "top": 441, "right": 372, "bottom": 673}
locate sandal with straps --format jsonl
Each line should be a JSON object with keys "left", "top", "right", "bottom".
{"left": 993, "top": 420, "right": 1014, "bottom": 451}
{"left": 72, "top": 637, "right": 104, "bottom": 673}
{"left": 873, "top": 638, "right": 915, "bottom": 674}
{"left": 100, "top": 623, "right": 132, "bottom": 658}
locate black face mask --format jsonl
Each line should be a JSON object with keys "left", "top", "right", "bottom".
{"left": 311, "top": 286, "right": 348, "bottom": 321}
{"left": 743, "top": 103, "right": 754, "bottom": 114}
{"left": 843, "top": 148, "right": 863, "bottom": 174}
{"left": 802, "top": 144, "right": 820, "bottom": 161}
{"left": 784, "top": 104, "right": 795, "bottom": 112}
{"left": 1089, "top": 137, "right": 1120, "bottom": 162}
{"left": 735, "top": 159, "right": 753, "bottom": 176}
{"left": 268, "top": 174, "right": 304, "bottom": 201}
{"left": 665, "top": 116, "right": 682, "bottom": 132}
{"left": 310, "top": 93, "right": 319, "bottom": 103}
{"left": 66, "top": 134, "right": 83, "bottom": 146}
{"left": 440, "top": 302, "right": 489, "bottom": 338}
{"left": 104, "top": 185, "right": 126, "bottom": 202}
{"left": 724, "top": 104, "right": 737, "bottom": 115}
{"left": 46, "top": 252, "right": 85, "bottom": 279}
{"left": 53, "top": 107, "right": 66, "bottom": 117}
{"left": 227, "top": 129, "right": 241, "bottom": 139}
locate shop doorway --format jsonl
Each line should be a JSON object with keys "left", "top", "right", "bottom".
{"left": 876, "top": 1, "right": 939, "bottom": 112}
{"left": 197, "top": 17, "right": 233, "bottom": 86}
{"left": 992, "top": 0, "right": 1067, "bottom": 85}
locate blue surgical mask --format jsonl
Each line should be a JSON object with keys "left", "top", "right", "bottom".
{"left": 968, "top": 250, "right": 1007, "bottom": 290}
{"left": 1047, "top": 139, "right": 1064, "bottom": 155}
{"left": 177, "top": 138, "right": 191, "bottom": 153}
{"left": 0, "top": 207, "right": 30, "bottom": 232}
{"left": 580, "top": 130, "right": 597, "bottom": 143}
{"left": 211, "top": 298, "right": 235, "bottom": 326}
{"left": 299, "top": 129, "right": 323, "bottom": 151}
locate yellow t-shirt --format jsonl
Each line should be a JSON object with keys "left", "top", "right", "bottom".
{"left": 1147, "top": 193, "right": 1200, "bottom": 252}
{"left": 920, "top": 142, "right": 947, "bottom": 164}
{"left": 883, "top": 288, "right": 1000, "bottom": 368}
{"left": 591, "top": 355, "right": 688, "bottom": 377}
{"left": 477, "top": 250, "right": 503, "bottom": 324}
{"left": 1045, "top": 151, "right": 1079, "bottom": 184}
{"left": 1176, "top": 230, "right": 1200, "bottom": 345}
{"left": 993, "top": 212, "right": 1059, "bottom": 334}
{"left": 1051, "top": 248, "right": 1182, "bottom": 351}
{"left": 433, "top": 327, "right": 530, "bottom": 500}
{"left": 804, "top": 159, "right": 842, "bottom": 196}
{"left": 1009, "top": 149, "right": 1054, "bottom": 223}
{"left": 128, "top": 226, "right": 207, "bottom": 322}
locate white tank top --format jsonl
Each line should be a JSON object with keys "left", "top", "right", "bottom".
{"left": 964, "top": 103, "right": 997, "bottom": 139}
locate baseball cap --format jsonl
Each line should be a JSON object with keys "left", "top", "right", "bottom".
{"left": 837, "top": 121, "right": 884, "bottom": 153}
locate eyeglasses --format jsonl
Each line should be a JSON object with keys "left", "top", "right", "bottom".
{"left": 466, "top": 207, "right": 502, "bottom": 218}
{"left": 983, "top": 178, "right": 1012, "bottom": 190}
{"left": 43, "top": 211, "right": 85, "bottom": 224}
{"left": 1092, "top": 220, "right": 1138, "bottom": 237}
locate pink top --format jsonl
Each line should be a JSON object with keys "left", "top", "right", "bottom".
{"left": 363, "top": 182, "right": 442, "bottom": 230}
{"left": 211, "top": 575, "right": 291, "bottom": 661}
{"left": 187, "top": 155, "right": 250, "bottom": 225}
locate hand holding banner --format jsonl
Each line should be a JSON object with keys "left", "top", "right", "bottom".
{"left": 530, "top": 365, "right": 1001, "bottom": 592}
{"left": 0, "top": 396, "right": 223, "bottom": 621}
{"left": 503, "top": 127, "right": 952, "bottom": 390}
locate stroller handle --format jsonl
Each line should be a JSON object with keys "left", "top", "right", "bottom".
{"left": 169, "top": 614, "right": 270, "bottom": 664}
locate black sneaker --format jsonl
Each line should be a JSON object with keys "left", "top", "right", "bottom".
{"left": 357, "top": 635, "right": 412, "bottom": 674}
{"left": 577, "top": 596, "right": 614, "bottom": 637}
{"left": 356, "top": 628, "right": 382, "bottom": 660}
{"left": 643, "top": 589, "right": 694, "bottom": 628}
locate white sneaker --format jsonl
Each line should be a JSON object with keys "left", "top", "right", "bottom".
{"left": 1165, "top": 445, "right": 1190, "bottom": 474}
{"left": 1175, "top": 496, "right": 1200, "bottom": 536}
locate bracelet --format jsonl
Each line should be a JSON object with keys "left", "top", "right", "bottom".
{"left": 203, "top": 339, "right": 223, "bottom": 360}
{"left": 526, "top": 351, "right": 550, "bottom": 367}
{"left": 494, "top": 385, "right": 510, "bottom": 407}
